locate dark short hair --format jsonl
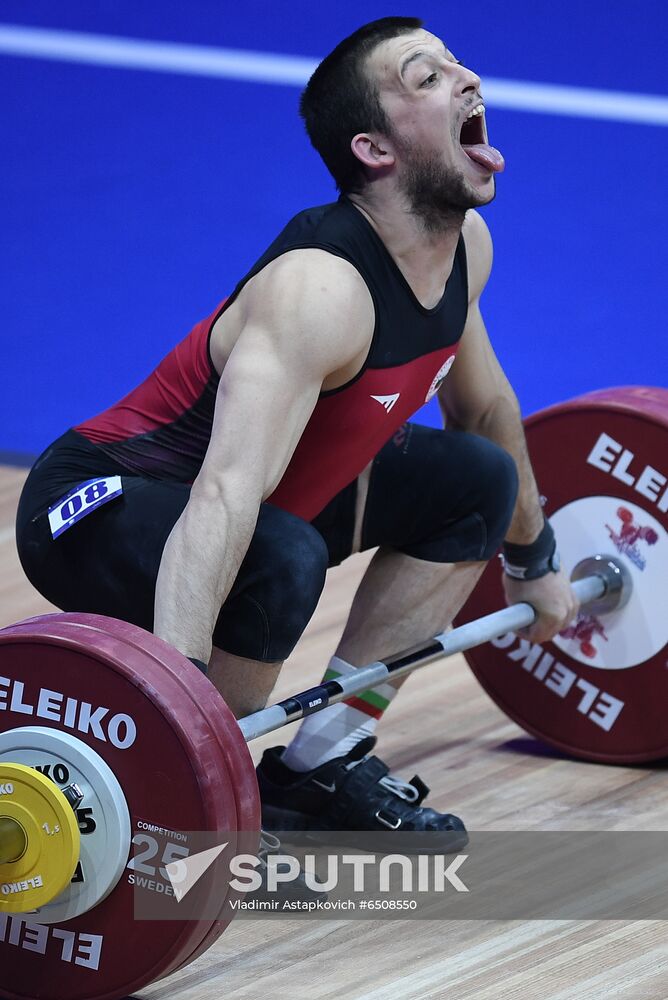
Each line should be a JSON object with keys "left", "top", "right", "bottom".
{"left": 300, "top": 17, "right": 423, "bottom": 193}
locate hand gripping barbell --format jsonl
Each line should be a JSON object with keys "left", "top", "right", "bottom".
{"left": 0, "top": 384, "right": 666, "bottom": 999}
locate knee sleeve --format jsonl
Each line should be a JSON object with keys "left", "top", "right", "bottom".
{"left": 362, "top": 423, "right": 519, "bottom": 564}
{"left": 213, "top": 506, "right": 329, "bottom": 662}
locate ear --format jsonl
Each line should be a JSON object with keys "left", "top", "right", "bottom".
{"left": 350, "top": 132, "right": 396, "bottom": 173}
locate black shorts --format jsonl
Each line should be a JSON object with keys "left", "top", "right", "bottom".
{"left": 16, "top": 424, "right": 517, "bottom": 661}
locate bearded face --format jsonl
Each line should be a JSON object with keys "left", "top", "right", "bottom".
{"left": 361, "top": 30, "right": 504, "bottom": 232}
{"left": 393, "top": 132, "right": 497, "bottom": 232}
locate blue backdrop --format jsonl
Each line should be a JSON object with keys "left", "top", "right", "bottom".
{"left": 2, "top": 1, "right": 667, "bottom": 459}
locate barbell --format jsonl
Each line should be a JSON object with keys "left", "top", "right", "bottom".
{"left": 0, "top": 384, "right": 666, "bottom": 999}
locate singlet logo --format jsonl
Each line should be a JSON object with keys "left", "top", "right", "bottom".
{"left": 370, "top": 393, "right": 400, "bottom": 413}
{"left": 425, "top": 354, "right": 456, "bottom": 402}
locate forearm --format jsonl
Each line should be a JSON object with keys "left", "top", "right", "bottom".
{"left": 153, "top": 489, "right": 259, "bottom": 662}
{"left": 448, "top": 389, "right": 544, "bottom": 544}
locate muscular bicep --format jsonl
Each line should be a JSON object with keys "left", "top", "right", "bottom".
{"left": 193, "top": 250, "right": 373, "bottom": 503}
{"left": 197, "top": 324, "right": 322, "bottom": 502}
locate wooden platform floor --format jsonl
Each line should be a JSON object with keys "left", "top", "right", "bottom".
{"left": 2, "top": 465, "right": 667, "bottom": 1000}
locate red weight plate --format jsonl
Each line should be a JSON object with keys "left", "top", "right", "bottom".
{"left": 459, "top": 386, "right": 668, "bottom": 764}
{"left": 41, "top": 614, "right": 260, "bottom": 985}
{"left": 165, "top": 670, "right": 260, "bottom": 975}
{"left": 54, "top": 615, "right": 261, "bottom": 981}
{"left": 9, "top": 615, "right": 260, "bottom": 831}
{"left": 0, "top": 614, "right": 240, "bottom": 1000}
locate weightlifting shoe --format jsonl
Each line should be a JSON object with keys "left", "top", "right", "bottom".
{"left": 256, "top": 736, "right": 468, "bottom": 853}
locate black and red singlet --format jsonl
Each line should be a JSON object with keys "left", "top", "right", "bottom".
{"left": 75, "top": 197, "right": 469, "bottom": 521}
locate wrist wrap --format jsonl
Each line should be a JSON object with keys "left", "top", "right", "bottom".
{"left": 502, "top": 518, "right": 558, "bottom": 580}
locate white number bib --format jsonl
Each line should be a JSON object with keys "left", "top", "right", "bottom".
{"left": 48, "top": 477, "right": 123, "bottom": 539}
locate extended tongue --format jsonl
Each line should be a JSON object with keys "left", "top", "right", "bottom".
{"left": 462, "top": 143, "right": 505, "bottom": 173}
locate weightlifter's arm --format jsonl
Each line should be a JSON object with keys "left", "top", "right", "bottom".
{"left": 153, "top": 251, "right": 373, "bottom": 663}
{"left": 438, "top": 210, "right": 579, "bottom": 641}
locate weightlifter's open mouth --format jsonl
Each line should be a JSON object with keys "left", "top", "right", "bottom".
{"left": 459, "top": 102, "right": 505, "bottom": 173}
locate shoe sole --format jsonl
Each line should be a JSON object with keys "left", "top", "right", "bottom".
{"left": 261, "top": 805, "right": 469, "bottom": 855}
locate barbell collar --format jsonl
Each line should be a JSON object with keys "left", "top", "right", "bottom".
{"left": 61, "top": 782, "right": 84, "bottom": 811}
{"left": 570, "top": 553, "right": 632, "bottom": 614}
{"left": 238, "top": 566, "right": 624, "bottom": 743}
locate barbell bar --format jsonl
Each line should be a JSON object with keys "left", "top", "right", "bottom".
{"left": 238, "top": 555, "right": 628, "bottom": 742}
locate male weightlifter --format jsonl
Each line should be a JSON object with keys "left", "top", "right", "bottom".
{"left": 16, "top": 17, "right": 578, "bottom": 846}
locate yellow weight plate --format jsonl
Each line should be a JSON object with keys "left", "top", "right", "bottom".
{"left": 0, "top": 762, "right": 80, "bottom": 913}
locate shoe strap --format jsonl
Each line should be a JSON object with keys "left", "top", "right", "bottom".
{"left": 323, "top": 755, "right": 389, "bottom": 827}
{"left": 378, "top": 772, "right": 430, "bottom": 804}
{"left": 378, "top": 774, "right": 419, "bottom": 803}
